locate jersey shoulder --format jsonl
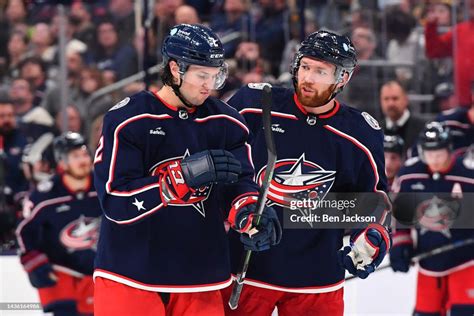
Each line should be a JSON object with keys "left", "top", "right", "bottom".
{"left": 103, "top": 91, "right": 158, "bottom": 125}
{"left": 437, "top": 107, "right": 468, "bottom": 122}
{"left": 398, "top": 157, "right": 426, "bottom": 176}
{"left": 28, "top": 176, "right": 65, "bottom": 205}
{"left": 227, "top": 84, "right": 292, "bottom": 113}
{"left": 332, "top": 104, "right": 384, "bottom": 148}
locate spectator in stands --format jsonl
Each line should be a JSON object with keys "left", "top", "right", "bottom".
{"left": 55, "top": 105, "right": 83, "bottom": 134}
{"left": 433, "top": 81, "right": 457, "bottom": 112}
{"left": 41, "top": 50, "right": 84, "bottom": 119}
{"left": 211, "top": 0, "right": 251, "bottom": 58}
{"left": 87, "top": 19, "right": 138, "bottom": 80}
{"left": 19, "top": 57, "right": 55, "bottom": 108}
{"left": 30, "top": 23, "right": 55, "bottom": 64}
{"left": 425, "top": 0, "right": 474, "bottom": 107}
{"left": 69, "top": 1, "right": 95, "bottom": 49}
{"left": 5, "top": 0, "right": 28, "bottom": 31}
{"left": 255, "top": 0, "right": 288, "bottom": 76}
{"left": 385, "top": 7, "right": 425, "bottom": 85}
{"left": 9, "top": 78, "right": 54, "bottom": 143}
{"left": 153, "top": 0, "right": 184, "bottom": 55}
{"left": 424, "top": 0, "right": 455, "bottom": 93}
{"left": 108, "top": 0, "right": 135, "bottom": 44}
{"left": 5, "top": 31, "right": 29, "bottom": 80}
{"left": 0, "top": 98, "right": 29, "bottom": 196}
{"left": 174, "top": 5, "right": 201, "bottom": 25}
{"left": 379, "top": 80, "right": 427, "bottom": 152}
{"left": 343, "top": 26, "right": 394, "bottom": 119}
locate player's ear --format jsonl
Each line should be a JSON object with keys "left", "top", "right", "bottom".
{"left": 169, "top": 61, "right": 181, "bottom": 84}
{"left": 336, "top": 72, "right": 350, "bottom": 90}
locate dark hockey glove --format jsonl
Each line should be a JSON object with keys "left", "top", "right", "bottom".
{"left": 389, "top": 231, "right": 414, "bottom": 273}
{"left": 159, "top": 150, "right": 242, "bottom": 204}
{"left": 20, "top": 251, "right": 57, "bottom": 288}
{"left": 338, "top": 224, "right": 391, "bottom": 279}
{"left": 228, "top": 196, "right": 282, "bottom": 252}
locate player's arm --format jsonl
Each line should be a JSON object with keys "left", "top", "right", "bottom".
{"left": 94, "top": 112, "right": 243, "bottom": 225}
{"left": 93, "top": 114, "right": 166, "bottom": 225}
{"left": 337, "top": 126, "right": 392, "bottom": 279}
{"left": 424, "top": 20, "right": 453, "bottom": 58}
{"left": 222, "top": 108, "right": 282, "bottom": 251}
{"left": 15, "top": 193, "right": 56, "bottom": 288}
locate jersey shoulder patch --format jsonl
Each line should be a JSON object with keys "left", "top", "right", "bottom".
{"left": 37, "top": 180, "right": 53, "bottom": 193}
{"left": 361, "top": 112, "right": 381, "bottom": 130}
{"left": 404, "top": 156, "right": 420, "bottom": 167}
{"left": 109, "top": 97, "right": 130, "bottom": 111}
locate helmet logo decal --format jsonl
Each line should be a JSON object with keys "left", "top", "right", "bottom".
{"left": 170, "top": 28, "right": 178, "bottom": 36}
{"left": 343, "top": 43, "right": 349, "bottom": 51}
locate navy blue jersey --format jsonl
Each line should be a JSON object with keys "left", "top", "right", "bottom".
{"left": 227, "top": 85, "right": 390, "bottom": 293}
{"left": 393, "top": 156, "right": 474, "bottom": 275}
{"left": 437, "top": 107, "right": 474, "bottom": 155}
{"left": 16, "top": 174, "right": 101, "bottom": 276}
{"left": 93, "top": 91, "right": 259, "bottom": 292}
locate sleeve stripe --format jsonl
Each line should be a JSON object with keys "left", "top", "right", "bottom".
{"left": 445, "top": 175, "right": 474, "bottom": 184}
{"left": 194, "top": 114, "right": 250, "bottom": 134}
{"left": 324, "top": 125, "right": 391, "bottom": 224}
{"left": 104, "top": 203, "right": 165, "bottom": 225}
{"left": 16, "top": 196, "right": 73, "bottom": 252}
{"left": 239, "top": 108, "right": 298, "bottom": 120}
{"left": 106, "top": 114, "right": 172, "bottom": 196}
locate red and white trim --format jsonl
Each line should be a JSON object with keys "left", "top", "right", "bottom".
{"left": 93, "top": 269, "right": 232, "bottom": 293}
{"left": 106, "top": 114, "right": 172, "bottom": 197}
{"left": 392, "top": 231, "right": 413, "bottom": 247}
{"left": 324, "top": 125, "right": 391, "bottom": 224}
{"left": 418, "top": 260, "right": 474, "bottom": 277}
{"left": 444, "top": 175, "right": 474, "bottom": 184}
{"left": 234, "top": 276, "right": 345, "bottom": 294}
{"left": 443, "top": 120, "right": 471, "bottom": 129}
{"left": 194, "top": 114, "right": 250, "bottom": 134}
{"left": 239, "top": 108, "right": 298, "bottom": 120}
{"left": 104, "top": 203, "right": 164, "bottom": 225}
{"left": 392, "top": 173, "right": 431, "bottom": 193}
{"left": 16, "top": 196, "right": 73, "bottom": 252}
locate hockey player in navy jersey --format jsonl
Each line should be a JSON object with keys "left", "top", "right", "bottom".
{"left": 92, "top": 24, "right": 281, "bottom": 316}
{"left": 390, "top": 122, "right": 474, "bottom": 316}
{"left": 222, "top": 30, "right": 391, "bottom": 315}
{"left": 16, "top": 132, "right": 101, "bottom": 316}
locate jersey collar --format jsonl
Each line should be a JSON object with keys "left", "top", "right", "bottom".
{"left": 292, "top": 93, "right": 340, "bottom": 119}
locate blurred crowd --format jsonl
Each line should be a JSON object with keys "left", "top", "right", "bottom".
{"left": 0, "top": 0, "right": 473, "bottom": 251}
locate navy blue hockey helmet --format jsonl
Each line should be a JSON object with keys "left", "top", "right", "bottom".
{"left": 53, "top": 132, "right": 87, "bottom": 163}
{"left": 162, "top": 24, "right": 225, "bottom": 68}
{"left": 418, "top": 122, "right": 451, "bottom": 151}
{"left": 291, "top": 30, "right": 357, "bottom": 87}
{"left": 384, "top": 134, "right": 405, "bottom": 155}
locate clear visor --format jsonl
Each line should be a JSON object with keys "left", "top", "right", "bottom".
{"left": 297, "top": 64, "right": 343, "bottom": 84}
{"left": 180, "top": 63, "right": 228, "bottom": 90}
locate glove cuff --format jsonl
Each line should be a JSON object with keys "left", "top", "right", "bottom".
{"left": 158, "top": 162, "right": 195, "bottom": 205}
{"left": 228, "top": 195, "right": 258, "bottom": 233}
{"left": 20, "top": 251, "right": 49, "bottom": 273}
{"left": 392, "top": 230, "right": 413, "bottom": 247}
{"left": 366, "top": 223, "right": 392, "bottom": 250}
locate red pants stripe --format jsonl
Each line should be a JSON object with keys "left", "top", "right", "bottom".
{"left": 220, "top": 283, "right": 344, "bottom": 316}
{"left": 94, "top": 277, "right": 225, "bottom": 316}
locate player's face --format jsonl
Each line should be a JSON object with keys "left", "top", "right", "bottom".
{"left": 424, "top": 148, "right": 451, "bottom": 172}
{"left": 296, "top": 57, "right": 340, "bottom": 107}
{"left": 64, "top": 146, "right": 92, "bottom": 179}
{"left": 384, "top": 152, "right": 402, "bottom": 180}
{"left": 180, "top": 65, "right": 224, "bottom": 106}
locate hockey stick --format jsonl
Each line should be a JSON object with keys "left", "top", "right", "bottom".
{"left": 345, "top": 237, "right": 474, "bottom": 281}
{"left": 228, "top": 83, "right": 277, "bottom": 310}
